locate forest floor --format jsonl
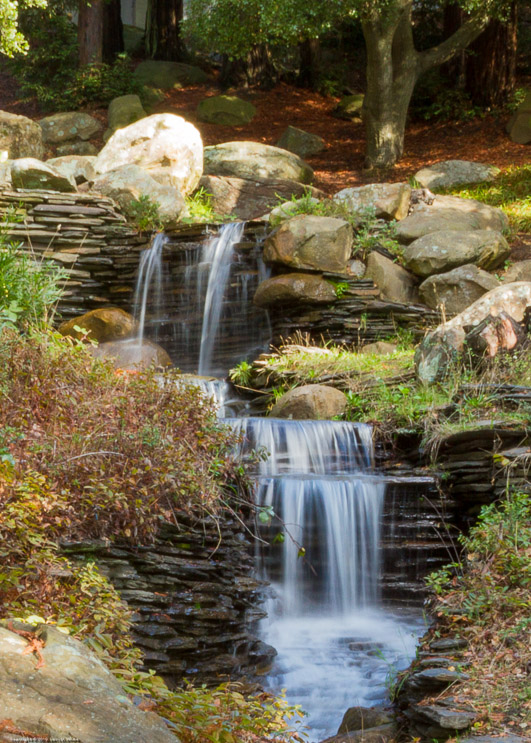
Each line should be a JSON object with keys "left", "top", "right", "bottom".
{"left": 1, "top": 71, "right": 529, "bottom": 258}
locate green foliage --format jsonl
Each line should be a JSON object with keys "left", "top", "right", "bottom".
{"left": 128, "top": 195, "right": 164, "bottom": 232}
{"left": 229, "top": 359, "right": 253, "bottom": 387}
{"left": 8, "top": 2, "right": 142, "bottom": 110}
{"left": 444, "top": 164, "right": 531, "bottom": 234}
{"left": 0, "top": 212, "right": 66, "bottom": 328}
{"left": 0, "top": 0, "right": 47, "bottom": 57}
{"left": 182, "top": 187, "right": 230, "bottom": 224}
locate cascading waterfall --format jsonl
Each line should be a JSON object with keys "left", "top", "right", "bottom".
{"left": 230, "top": 417, "right": 424, "bottom": 741}
{"left": 129, "top": 226, "right": 430, "bottom": 742}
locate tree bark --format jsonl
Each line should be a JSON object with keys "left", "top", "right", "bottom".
{"left": 145, "top": 0, "right": 186, "bottom": 61}
{"left": 103, "top": 0, "right": 124, "bottom": 63}
{"left": 297, "top": 38, "right": 321, "bottom": 89}
{"left": 78, "top": 0, "right": 104, "bottom": 66}
{"left": 219, "top": 45, "right": 277, "bottom": 88}
{"left": 464, "top": 2, "right": 517, "bottom": 107}
{"left": 361, "top": 1, "right": 490, "bottom": 169}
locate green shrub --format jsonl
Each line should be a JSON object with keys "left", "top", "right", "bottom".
{"left": 0, "top": 213, "right": 66, "bottom": 328}
{"left": 128, "top": 195, "right": 164, "bottom": 232}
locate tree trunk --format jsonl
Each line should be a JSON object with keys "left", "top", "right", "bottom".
{"left": 361, "top": 1, "right": 489, "bottom": 169}
{"left": 362, "top": 5, "right": 418, "bottom": 169}
{"left": 103, "top": 0, "right": 124, "bottom": 63}
{"left": 464, "top": 2, "right": 517, "bottom": 107}
{"left": 219, "top": 45, "right": 277, "bottom": 88}
{"left": 78, "top": 0, "right": 104, "bottom": 66}
{"left": 297, "top": 38, "right": 321, "bottom": 89}
{"left": 145, "top": 0, "right": 186, "bottom": 61}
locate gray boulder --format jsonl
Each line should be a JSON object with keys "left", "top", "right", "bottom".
{"left": 197, "top": 174, "right": 324, "bottom": 221}
{"left": 395, "top": 195, "right": 508, "bottom": 243}
{"left": 204, "top": 141, "right": 313, "bottom": 184}
{"left": 133, "top": 60, "right": 209, "bottom": 89}
{"left": 338, "top": 706, "right": 394, "bottom": 734}
{"left": 415, "top": 281, "right": 531, "bottom": 383}
{"left": 11, "top": 158, "right": 76, "bottom": 192}
{"left": 269, "top": 384, "right": 348, "bottom": 420}
{"left": 0, "top": 621, "right": 177, "bottom": 743}
{"left": 0, "top": 110, "right": 44, "bottom": 159}
{"left": 46, "top": 155, "right": 96, "bottom": 185}
{"left": 107, "top": 94, "right": 146, "bottom": 136}
{"left": 276, "top": 126, "right": 325, "bottom": 158}
{"left": 197, "top": 95, "right": 257, "bottom": 126}
{"left": 264, "top": 214, "right": 353, "bottom": 273}
{"left": 502, "top": 259, "right": 531, "bottom": 283}
{"left": 403, "top": 230, "right": 510, "bottom": 277}
{"left": 419, "top": 264, "right": 499, "bottom": 315}
{"left": 92, "top": 164, "right": 185, "bottom": 228}
{"left": 506, "top": 89, "right": 531, "bottom": 144}
{"left": 94, "top": 113, "right": 203, "bottom": 197}
{"left": 365, "top": 251, "right": 419, "bottom": 305}
{"left": 91, "top": 338, "right": 173, "bottom": 370}
{"left": 254, "top": 273, "right": 337, "bottom": 308}
{"left": 334, "top": 93, "right": 364, "bottom": 120}
{"left": 333, "top": 182, "right": 411, "bottom": 221}
{"left": 414, "top": 160, "right": 500, "bottom": 191}
{"left": 38, "top": 111, "right": 102, "bottom": 144}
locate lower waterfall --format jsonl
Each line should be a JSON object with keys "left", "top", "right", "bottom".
{"left": 231, "top": 417, "right": 425, "bottom": 741}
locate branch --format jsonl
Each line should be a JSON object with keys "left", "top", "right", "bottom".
{"left": 418, "top": 11, "right": 490, "bottom": 75}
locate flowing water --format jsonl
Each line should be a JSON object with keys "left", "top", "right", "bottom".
{"left": 230, "top": 417, "right": 425, "bottom": 741}
{"left": 131, "top": 228, "right": 430, "bottom": 742}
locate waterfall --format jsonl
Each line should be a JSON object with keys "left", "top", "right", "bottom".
{"left": 198, "top": 222, "right": 245, "bottom": 375}
{"left": 133, "top": 232, "right": 169, "bottom": 346}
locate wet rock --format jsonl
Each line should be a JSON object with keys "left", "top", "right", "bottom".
{"left": 0, "top": 110, "right": 44, "bottom": 159}
{"left": 204, "top": 141, "right": 313, "bottom": 184}
{"left": 11, "top": 157, "right": 77, "bottom": 192}
{"left": 405, "top": 703, "right": 478, "bottom": 740}
{"left": 269, "top": 384, "right": 348, "bottom": 420}
{"left": 254, "top": 273, "right": 337, "bottom": 308}
{"left": 337, "top": 706, "right": 394, "bottom": 734}
{"left": 414, "top": 160, "right": 500, "bottom": 191}
{"left": 395, "top": 195, "right": 508, "bottom": 243}
{"left": 264, "top": 214, "right": 353, "bottom": 273}
{"left": 94, "top": 113, "right": 203, "bottom": 197}
{"left": 198, "top": 174, "right": 324, "bottom": 221}
{"left": 403, "top": 667, "right": 469, "bottom": 692}
{"left": 429, "top": 637, "right": 468, "bottom": 651}
{"left": 0, "top": 622, "right": 176, "bottom": 743}
{"left": 276, "top": 125, "right": 325, "bottom": 157}
{"left": 419, "top": 264, "right": 499, "bottom": 315}
{"left": 365, "top": 251, "right": 419, "bottom": 304}
{"left": 403, "top": 230, "right": 510, "bottom": 277}
{"left": 321, "top": 723, "right": 396, "bottom": 743}
{"left": 39, "top": 111, "right": 102, "bottom": 144}
{"left": 90, "top": 338, "right": 173, "bottom": 370}
{"left": 333, "top": 182, "right": 411, "bottom": 221}
{"left": 58, "top": 307, "right": 137, "bottom": 343}
{"left": 197, "top": 95, "right": 257, "bottom": 126}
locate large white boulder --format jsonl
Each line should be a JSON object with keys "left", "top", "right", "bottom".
{"left": 93, "top": 113, "right": 203, "bottom": 196}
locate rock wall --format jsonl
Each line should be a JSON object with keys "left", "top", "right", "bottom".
{"left": 62, "top": 512, "right": 275, "bottom": 686}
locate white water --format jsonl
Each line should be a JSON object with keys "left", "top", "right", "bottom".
{"left": 198, "top": 222, "right": 246, "bottom": 375}
{"left": 230, "top": 416, "right": 424, "bottom": 741}
{"left": 133, "top": 232, "right": 169, "bottom": 346}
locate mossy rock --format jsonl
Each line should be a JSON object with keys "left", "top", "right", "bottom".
{"left": 133, "top": 60, "right": 209, "bottom": 90}
{"left": 197, "top": 96, "right": 257, "bottom": 126}
{"left": 334, "top": 93, "right": 364, "bottom": 120}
